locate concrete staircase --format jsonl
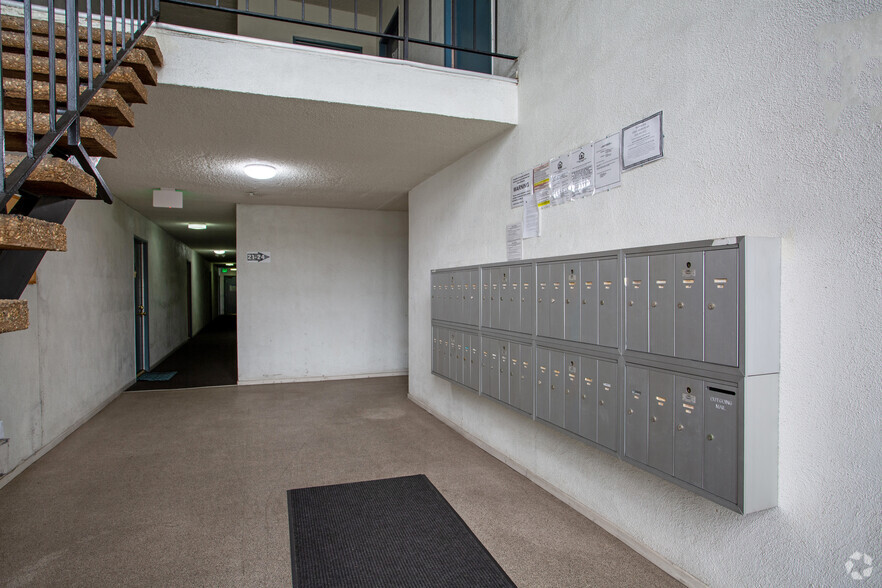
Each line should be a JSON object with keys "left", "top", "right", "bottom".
{"left": 0, "top": 13, "right": 163, "bottom": 333}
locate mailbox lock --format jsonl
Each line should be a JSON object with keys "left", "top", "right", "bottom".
{"left": 677, "top": 424, "right": 685, "bottom": 431}
{"left": 599, "top": 399, "right": 605, "bottom": 406}
{"left": 566, "top": 389, "right": 571, "bottom": 395}
{"left": 651, "top": 416, "right": 657, "bottom": 422}
{"left": 707, "top": 434, "right": 714, "bottom": 441}
{"left": 582, "top": 394, "right": 586, "bottom": 399}
{"left": 707, "top": 303, "right": 716, "bottom": 310}
{"left": 651, "top": 301, "right": 658, "bottom": 308}
{"left": 677, "top": 302, "right": 685, "bottom": 309}
{"left": 551, "top": 385, "right": 556, "bottom": 390}
{"left": 628, "top": 300, "right": 634, "bottom": 306}
{"left": 538, "top": 298, "right": 542, "bottom": 303}
{"left": 600, "top": 300, "right": 605, "bottom": 306}
{"left": 627, "top": 409, "right": 634, "bottom": 415}
{"left": 582, "top": 299, "right": 586, "bottom": 304}
{"left": 566, "top": 299, "right": 570, "bottom": 304}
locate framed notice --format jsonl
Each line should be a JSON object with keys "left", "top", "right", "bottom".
{"left": 622, "top": 111, "right": 663, "bottom": 170}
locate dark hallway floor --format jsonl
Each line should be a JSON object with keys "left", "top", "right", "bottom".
{"left": 128, "top": 314, "right": 238, "bottom": 391}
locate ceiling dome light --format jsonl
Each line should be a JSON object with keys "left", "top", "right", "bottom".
{"left": 214, "top": 250, "right": 226, "bottom": 255}
{"left": 244, "top": 163, "right": 277, "bottom": 180}
{"left": 188, "top": 223, "right": 207, "bottom": 230}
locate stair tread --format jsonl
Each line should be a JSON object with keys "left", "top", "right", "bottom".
{"left": 1, "top": 30, "right": 158, "bottom": 86}
{"left": 5, "top": 153, "right": 98, "bottom": 199}
{"left": 1, "top": 53, "right": 148, "bottom": 104}
{"left": 0, "top": 214, "right": 67, "bottom": 251}
{"left": 2, "top": 78, "right": 135, "bottom": 127}
{"left": 0, "top": 299, "right": 28, "bottom": 333}
{"left": 4, "top": 110, "right": 117, "bottom": 158}
{"left": 0, "top": 15, "right": 163, "bottom": 67}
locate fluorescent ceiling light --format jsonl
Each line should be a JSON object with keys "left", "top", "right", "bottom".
{"left": 188, "top": 223, "right": 207, "bottom": 230}
{"left": 225, "top": 263, "right": 235, "bottom": 266}
{"left": 231, "top": 268, "right": 237, "bottom": 271}
{"left": 214, "top": 250, "right": 226, "bottom": 255}
{"left": 244, "top": 163, "right": 277, "bottom": 180}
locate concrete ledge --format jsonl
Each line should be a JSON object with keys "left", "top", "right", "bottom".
{"left": 408, "top": 393, "right": 709, "bottom": 588}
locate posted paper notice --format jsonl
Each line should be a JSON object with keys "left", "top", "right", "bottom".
{"left": 533, "top": 162, "right": 551, "bottom": 207}
{"left": 506, "top": 222, "right": 523, "bottom": 261}
{"left": 622, "top": 111, "right": 663, "bottom": 170}
{"left": 593, "top": 133, "right": 622, "bottom": 192}
{"left": 569, "top": 144, "right": 594, "bottom": 198}
{"left": 511, "top": 170, "right": 531, "bottom": 208}
{"left": 523, "top": 191, "right": 540, "bottom": 238}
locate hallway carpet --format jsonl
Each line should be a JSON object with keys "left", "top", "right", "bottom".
{"left": 127, "top": 314, "right": 238, "bottom": 391}
{"left": 0, "top": 377, "right": 683, "bottom": 587}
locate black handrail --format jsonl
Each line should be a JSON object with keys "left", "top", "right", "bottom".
{"left": 160, "top": 0, "right": 517, "bottom": 65}
{"left": 0, "top": 0, "right": 160, "bottom": 208}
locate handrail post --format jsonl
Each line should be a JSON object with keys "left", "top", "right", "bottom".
{"left": 402, "top": 0, "right": 409, "bottom": 60}
{"left": 65, "top": 0, "right": 79, "bottom": 147}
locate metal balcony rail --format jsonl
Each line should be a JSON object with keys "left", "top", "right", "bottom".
{"left": 0, "top": 0, "right": 159, "bottom": 207}
{"left": 160, "top": 0, "right": 517, "bottom": 71}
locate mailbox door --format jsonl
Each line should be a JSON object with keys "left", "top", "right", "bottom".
{"left": 626, "top": 256, "right": 649, "bottom": 352}
{"left": 625, "top": 366, "right": 650, "bottom": 464}
{"left": 674, "top": 374, "right": 704, "bottom": 488}
{"left": 647, "top": 369, "right": 675, "bottom": 476}
{"left": 649, "top": 254, "right": 675, "bottom": 356}
{"left": 704, "top": 249, "right": 739, "bottom": 366}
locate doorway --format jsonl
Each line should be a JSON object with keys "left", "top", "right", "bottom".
{"left": 186, "top": 261, "right": 193, "bottom": 337}
{"left": 134, "top": 238, "right": 149, "bottom": 374}
{"left": 223, "top": 275, "right": 237, "bottom": 315}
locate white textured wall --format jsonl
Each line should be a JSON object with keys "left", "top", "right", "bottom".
{"left": 237, "top": 204, "right": 408, "bottom": 383}
{"left": 409, "top": 2, "right": 882, "bottom": 585}
{"left": 0, "top": 199, "right": 206, "bottom": 473}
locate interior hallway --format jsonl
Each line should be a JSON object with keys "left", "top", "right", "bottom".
{"left": 127, "top": 315, "right": 238, "bottom": 391}
{"left": 0, "top": 377, "right": 681, "bottom": 587}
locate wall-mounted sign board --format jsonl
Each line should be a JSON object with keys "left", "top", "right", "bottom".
{"left": 622, "top": 111, "right": 664, "bottom": 170}
{"left": 246, "top": 251, "right": 271, "bottom": 263}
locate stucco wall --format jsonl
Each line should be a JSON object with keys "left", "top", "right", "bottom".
{"left": 408, "top": 2, "right": 881, "bottom": 585}
{"left": 0, "top": 199, "right": 206, "bottom": 475}
{"left": 237, "top": 204, "right": 408, "bottom": 383}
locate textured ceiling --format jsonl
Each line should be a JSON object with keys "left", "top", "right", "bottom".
{"left": 99, "top": 83, "right": 511, "bottom": 260}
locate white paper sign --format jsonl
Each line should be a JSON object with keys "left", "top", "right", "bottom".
{"left": 506, "top": 223, "right": 523, "bottom": 261}
{"left": 569, "top": 144, "right": 594, "bottom": 198}
{"left": 510, "top": 171, "right": 531, "bottom": 208}
{"left": 593, "top": 133, "right": 622, "bottom": 192}
{"left": 622, "top": 111, "right": 663, "bottom": 170}
{"left": 522, "top": 191, "right": 540, "bottom": 239}
{"left": 246, "top": 251, "right": 271, "bottom": 263}
{"left": 533, "top": 162, "right": 551, "bottom": 207}
{"left": 548, "top": 155, "right": 572, "bottom": 205}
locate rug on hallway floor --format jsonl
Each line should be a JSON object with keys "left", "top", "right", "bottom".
{"left": 136, "top": 371, "right": 177, "bottom": 381}
{"left": 286, "top": 474, "right": 516, "bottom": 588}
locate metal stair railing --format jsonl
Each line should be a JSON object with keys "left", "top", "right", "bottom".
{"left": 0, "top": 0, "right": 159, "bottom": 301}
{"left": 1, "top": 0, "right": 159, "bottom": 210}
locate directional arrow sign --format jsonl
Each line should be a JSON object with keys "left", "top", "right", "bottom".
{"left": 246, "top": 251, "right": 271, "bottom": 263}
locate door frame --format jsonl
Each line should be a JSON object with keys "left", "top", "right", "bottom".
{"left": 134, "top": 238, "right": 150, "bottom": 374}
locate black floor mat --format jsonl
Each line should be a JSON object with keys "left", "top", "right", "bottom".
{"left": 286, "top": 474, "right": 516, "bottom": 588}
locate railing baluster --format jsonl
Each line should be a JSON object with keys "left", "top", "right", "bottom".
{"left": 428, "top": 0, "right": 432, "bottom": 42}
{"left": 301, "top": 0, "right": 305, "bottom": 22}
{"left": 24, "top": 0, "right": 35, "bottom": 157}
{"left": 112, "top": 0, "right": 117, "bottom": 58}
{"left": 121, "top": 0, "right": 126, "bottom": 51}
{"left": 0, "top": 18, "right": 5, "bottom": 194}
{"left": 66, "top": 0, "right": 79, "bottom": 148}
{"left": 472, "top": 0, "right": 476, "bottom": 52}
{"left": 87, "top": 0, "right": 94, "bottom": 90}
{"left": 378, "top": 0, "right": 382, "bottom": 34}
{"left": 402, "top": 0, "right": 408, "bottom": 60}
{"left": 48, "top": 0, "right": 57, "bottom": 131}
{"left": 353, "top": 0, "right": 357, "bottom": 30}
{"left": 273, "top": 0, "right": 277, "bottom": 17}
{"left": 328, "top": 0, "right": 331, "bottom": 26}
{"left": 100, "top": 0, "right": 106, "bottom": 75}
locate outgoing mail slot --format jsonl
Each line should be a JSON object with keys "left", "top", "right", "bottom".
{"left": 626, "top": 256, "right": 649, "bottom": 352}
{"left": 703, "top": 385, "right": 738, "bottom": 503}
{"left": 704, "top": 249, "right": 739, "bottom": 366}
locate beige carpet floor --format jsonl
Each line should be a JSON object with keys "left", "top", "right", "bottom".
{"left": 0, "top": 376, "right": 682, "bottom": 587}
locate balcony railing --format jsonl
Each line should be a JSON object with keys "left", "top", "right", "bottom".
{"left": 159, "top": 0, "right": 517, "bottom": 76}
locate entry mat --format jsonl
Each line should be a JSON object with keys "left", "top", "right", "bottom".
{"left": 286, "top": 474, "right": 516, "bottom": 588}
{"left": 136, "top": 371, "right": 177, "bottom": 381}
